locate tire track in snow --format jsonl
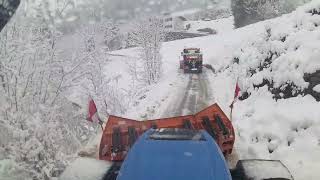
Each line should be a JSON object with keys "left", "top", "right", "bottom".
{"left": 162, "top": 70, "right": 211, "bottom": 117}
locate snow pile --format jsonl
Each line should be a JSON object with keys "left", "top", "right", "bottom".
{"left": 233, "top": 88, "right": 320, "bottom": 180}
{"left": 241, "top": 160, "right": 293, "bottom": 180}
{"left": 59, "top": 158, "right": 111, "bottom": 180}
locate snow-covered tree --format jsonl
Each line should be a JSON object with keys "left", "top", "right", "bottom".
{"left": 73, "top": 22, "right": 129, "bottom": 118}
{"left": 101, "top": 21, "right": 120, "bottom": 51}
{"left": 0, "top": 16, "right": 101, "bottom": 179}
{"left": 129, "top": 17, "right": 165, "bottom": 85}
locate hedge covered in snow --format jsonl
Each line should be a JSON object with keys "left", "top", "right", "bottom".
{"left": 233, "top": 1, "right": 320, "bottom": 101}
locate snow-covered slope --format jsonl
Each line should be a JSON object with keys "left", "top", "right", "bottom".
{"left": 223, "top": 3, "right": 320, "bottom": 180}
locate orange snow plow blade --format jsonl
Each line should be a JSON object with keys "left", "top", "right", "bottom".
{"left": 99, "top": 103, "right": 235, "bottom": 161}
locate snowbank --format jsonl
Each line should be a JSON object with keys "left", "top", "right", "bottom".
{"left": 230, "top": 0, "right": 320, "bottom": 99}
{"left": 233, "top": 88, "right": 320, "bottom": 180}
{"left": 208, "top": 1, "right": 320, "bottom": 179}
{"left": 59, "top": 158, "right": 112, "bottom": 180}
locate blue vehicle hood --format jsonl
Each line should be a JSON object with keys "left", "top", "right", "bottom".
{"left": 117, "top": 129, "right": 231, "bottom": 180}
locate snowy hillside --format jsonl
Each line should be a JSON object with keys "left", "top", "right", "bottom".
{"left": 226, "top": 3, "right": 320, "bottom": 180}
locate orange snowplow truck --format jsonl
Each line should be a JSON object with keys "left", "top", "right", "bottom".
{"left": 99, "top": 103, "right": 235, "bottom": 161}
{"left": 180, "top": 48, "right": 203, "bottom": 73}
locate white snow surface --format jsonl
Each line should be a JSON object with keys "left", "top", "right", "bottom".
{"left": 185, "top": 16, "right": 234, "bottom": 34}
{"left": 209, "top": 3, "right": 320, "bottom": 179}
{"left": 233, "top": 89, "right": 320, "bottom": 180}
{"left": 60, "top": 1, "right": 320, "bottom": 180}
{"left": 59, "top": 158, "right": 112, "bottom": 180}
{"left": 313, "top": 84, "right": 320, "bottom": 92}
{"left": 241, "top": 160, "right": 293, "bottom": 180}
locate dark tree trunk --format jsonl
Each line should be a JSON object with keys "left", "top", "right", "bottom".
{"left": 0, "top": 0, "right": 20, "bottom": 32}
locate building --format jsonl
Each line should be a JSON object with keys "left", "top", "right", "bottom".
{"left": 162, "top": 9, "right": 201, "bottom": 32}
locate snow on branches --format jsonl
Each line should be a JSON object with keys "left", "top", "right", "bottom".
{"left": 0, "top": 20, "right": 101, "bottom": 180}
{"left": 74, "top": 21, "right": 128, "bottom": 118}
{"left": 129, "top": 17, "right": 165, "bottom": 85}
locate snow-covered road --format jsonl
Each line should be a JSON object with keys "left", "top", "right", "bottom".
{"left": 161, "top": 70, "right": 212, "bottom": 117}
{"left": 158, "top": 69, "right": 240, "bottom": 169}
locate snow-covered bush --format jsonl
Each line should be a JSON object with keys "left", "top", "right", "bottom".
{"left": 0, "top": 16, "right": 101, "bottom": 180}
{"left": 73, "top": 22, "right": 130, "bottom": 118}
{"left": 231, "top": 2, "right": 320, "bottom": 101}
